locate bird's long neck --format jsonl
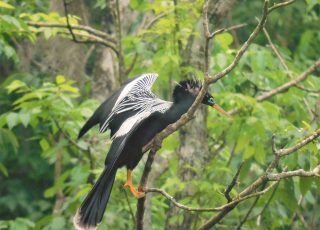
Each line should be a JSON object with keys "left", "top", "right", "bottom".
{"left": 163, "top": 96, "right": 195, "bottom": 124}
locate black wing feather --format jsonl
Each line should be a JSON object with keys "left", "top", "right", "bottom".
{"left": 77, "top": 78, "right": 137, "bottom": 139}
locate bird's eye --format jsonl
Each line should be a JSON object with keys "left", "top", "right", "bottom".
{"left": 208, "top": 97, "right": 214, "bottom": 104}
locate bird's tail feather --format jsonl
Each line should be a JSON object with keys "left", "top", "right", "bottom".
{"left": 73, "top": 167, "right": 117, "bottom": 230}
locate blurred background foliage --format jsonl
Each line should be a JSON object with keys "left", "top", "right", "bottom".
{"left": 0, "top": 0, "right": 319, "bottom": 229}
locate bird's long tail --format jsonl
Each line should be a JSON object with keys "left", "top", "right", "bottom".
{"left": 73, "top": 167, "right": 117, "bottom": 230}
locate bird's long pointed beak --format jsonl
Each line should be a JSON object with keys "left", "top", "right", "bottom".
{"left": 212, "top": 104, "right": 230, "bottom": 117}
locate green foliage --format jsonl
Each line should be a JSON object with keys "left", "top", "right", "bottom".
{"left": 0, "top": 0, "right": 319, "bottom": 229}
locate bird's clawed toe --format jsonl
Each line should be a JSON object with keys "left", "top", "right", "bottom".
{"left": 123, "top": 182, "right": 145, "bottom": 199}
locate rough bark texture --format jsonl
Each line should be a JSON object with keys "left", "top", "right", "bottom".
{"left": 92, "top": 47, "right": 119, "bottom": 100}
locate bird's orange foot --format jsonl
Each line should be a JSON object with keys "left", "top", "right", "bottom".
{"left": 123, "top": 182, "right": 145, "bottom": 199}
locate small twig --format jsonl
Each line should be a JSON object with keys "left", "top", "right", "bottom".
{"left": 208, "top": 0, "right": 269, "bottom": 84}
{"left": 267, "top": 165, "right": 320, "bottom": 180}
{"left": 277, "top": 128, "right": 320, "bottom": 157}
{"left": 236, "top": 195, "right": 260, "bottom": 230}
{"left": 197, "top": 181, "right": 279, "bottom": 230}
{"left": 268, "top": 0, "right": 295, "bottom": 13}
{"left": 256, "top": 59, "right": 320, "bottom": 102}
{"left": 264, "top": 27, "right": 320, "bottom": 94}
{"left": 271, "top": 134, "right": 278, "bottom": 155}
{"left": 125, "top": 52, "right": 138, "bottom": 75}
{"left": 295, "top": 84, "right": 320, "bottom": 93}
{"left": 122, "top": 189, "right": 136, "bottom": 225}
{"left": 62, "top": 0, "right": 81, "bottom": 43}
{"left": 290, "top": 195, "right": 304, "bottom": 230}
{"left": 209, "top": 23, "right": 247, "bottom": 39}
{"left": 27, "top": 21, "right": 116, "bottom": 43}
{"left": 255, "top": 182, "right": 279, "bottom": 225}
{"left": 56, "top": 30, "right": 119, "bottom": 55}
{"left": 143, "top": 11, "right": 173, "bottom": 30}
{"left": 224, "top": 161, "right": 244, "bottom": 202}
{"left": 263, "top": 27, "right": 290, "bottom": 75}
{"left": 136, "top": 147, "right": 160, "bottom": 230}
{"left": 144, "top": 182, "right": 278, "bottom": 213}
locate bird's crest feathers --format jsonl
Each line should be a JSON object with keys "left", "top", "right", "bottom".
{"left": 173, "top": 79, "right": 202, "bottom": 102}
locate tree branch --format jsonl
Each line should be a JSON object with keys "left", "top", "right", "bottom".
{"left": 267, "top": 165, "right": 320, "bottom": 180}
{"left": 136, "top": 0, "right": 299, "bottom": 229}
{"left": 256, "top": 59, "right": 320, "bottom": 102}
{"left": 26, "top": 21, "right": 116, "bottom": 43}
{"left": 224, "top": 161, "right": 244, "bottom": 202}
{"left": 207, "top": 0, "right": 269, "bottom": 84}
{"left": 276, "top": 128, "right": 320, "bottom": 157}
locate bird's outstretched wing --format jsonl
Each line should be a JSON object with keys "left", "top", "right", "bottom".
{"left": 99, "top": 73, "right": 167, "bottom": 134}
{"left": 78, "top": 73, "right": 161, "bottom": 139}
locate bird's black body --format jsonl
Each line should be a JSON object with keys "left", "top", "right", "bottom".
{"left": 74, "top": 74, "right": 217, "bottom": 230}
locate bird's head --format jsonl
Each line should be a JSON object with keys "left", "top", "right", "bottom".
{"left": 173, "top": 79, "right": 229, "bottom": 116}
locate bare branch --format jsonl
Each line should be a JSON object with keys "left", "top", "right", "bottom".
{"left": 56, "top": 30, "right": 119, "bottom": 55}
{"left": 224, "top": 162, "right": 244, "bottom": 202}
{"left": 209, "top": 23, "right": 247, "bottom": 39}
{"left": 268, "top": 0, "right": 295, "bottom": 14}
{"left": 197, "top": 181, "right": 279, "bottom": 230}
{"left": 208, "top": 0, "right": 269, "bottom": 84}
{"left": 236, "top": 195, "right": 260, "bottom": 230}
{"left": 256, "top": 59, "right": 320, "bottom": 102}
{"left": 263, "top": 27, "right": 290, "bottom": 75}
{"left": 136, "top": 147, "right": 160, "bottom": 230}
{"left": 277, "top": 128, "right": 320, "bottom": 157}
{"left": 137, "top": 1, "right": 299, "bottom": 229}
{"left": 62, "top": 0, "right": 83, "bottom": 43}
{"left": 143, "top": 11, "right": 173, "bottom": 30}
{"left": 125, "top": 52, "right": 138, "bottom": 75}
{"left": 27, "top": 21, "right": 116, "bottom": 43}
{"left": 267, "top": 165, "right": 320, "bottom": 180}
{"left": 144, "top": 181, "right": 278, "bottom": 214}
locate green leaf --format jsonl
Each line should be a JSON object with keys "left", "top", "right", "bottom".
{"left": 6, "top": 80, "right": 27, "bottom": 93}
{"left": 39, "top": 138, "right": 50, "bottom": 151}
{"left": 7, "top": 112, "right": 19, "bottom": 129}
{"left": 215, "top": 32, "right": 233, "bottom": 50}
{"left": 55, "top": 75, "right": 66, "bottom": 84}
{"left": 299, "top": 177, "right": 313, "bottom": 195}
{"left": 0, "top": 1, "right": 14, "bottom": 9}
{"left": 0, "top": 114, "right": 7, "bottom": 128}
{"left": 19, "top": 113, "right": 30, "bottom": 127}
{"left": 60, "top": 84, "right": 79, "bottom": 94}
{"left": 0, "top": 162, "right": 8, "bottom": 177}
{"left": 44, "top": 187, "right": 56, "bottom": 198}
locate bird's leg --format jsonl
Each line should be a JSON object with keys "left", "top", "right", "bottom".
{"left": 123, "top": 170, "right": 145, "bottom": 199}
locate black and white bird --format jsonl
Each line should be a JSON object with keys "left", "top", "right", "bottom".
{"left": 74, "top": 73, "right": 228, "bottom": 230}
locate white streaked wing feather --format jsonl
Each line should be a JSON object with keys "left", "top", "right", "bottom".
{"left": 113, "top": 111, "right": 151, "bottom": 138}
{"left": 100, "top": 73, "right": 160, "bottom": 132}
{"left": 113, "top": 100, "right": 172, "bottom": 139}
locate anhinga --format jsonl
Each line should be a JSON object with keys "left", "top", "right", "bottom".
{"left": 74, "top": 73, "right": 228, "bottom": 230}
